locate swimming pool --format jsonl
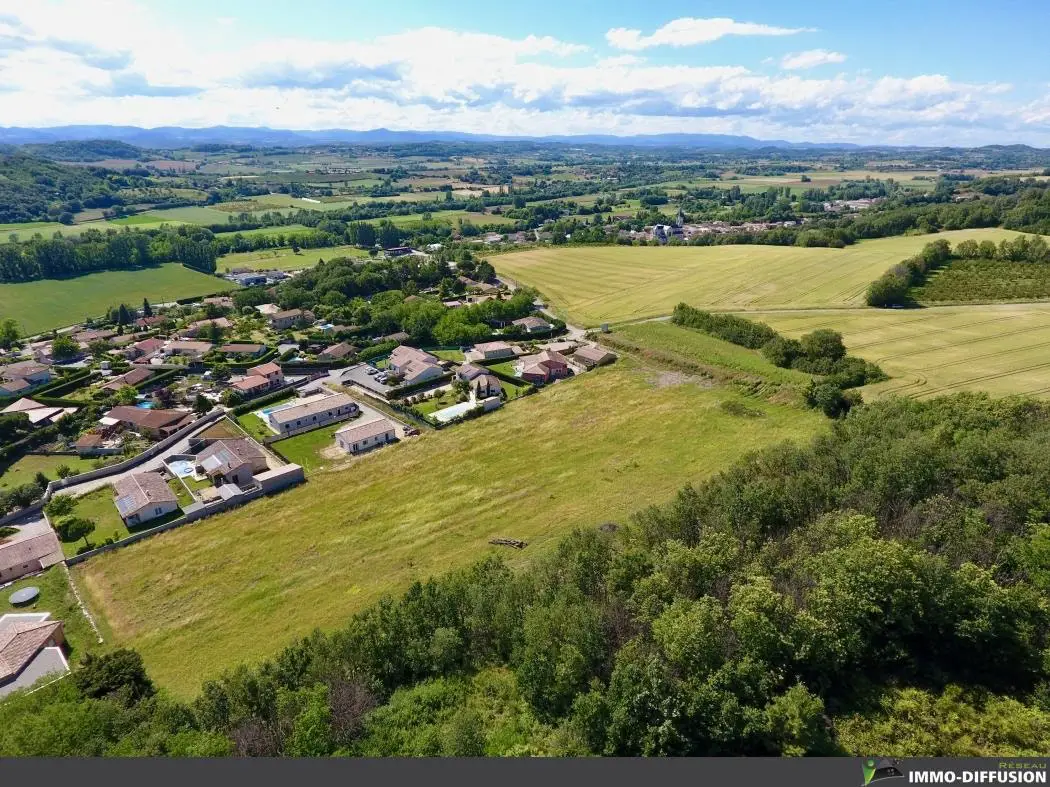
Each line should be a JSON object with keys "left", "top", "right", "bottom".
{"left": 167, "top": 459, "right": 196, "bottom": 478}
{"left": 134, "top": 400, "right": 154, "bottom": 409}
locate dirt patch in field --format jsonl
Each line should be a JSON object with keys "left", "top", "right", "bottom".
{"left": 649, "top": 370, "right": 713, "bottom": 388}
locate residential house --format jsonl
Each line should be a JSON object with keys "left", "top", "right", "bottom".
{"left": 165, "top": 340, "right": 214, "bottom": 359}
{"left": 266, "top": 393, "right": 359, "bottom": 436}
{"left": 456, "top": 363, "right": 488, "bottom": 382}
{"left": 183, "top": 317, "right": 233, "bottom": 338}
{"left": 382, "top": 331, "right": 411, "bottom": 344}
{"left": 387, "top": 346, "right": 443, "bottom": 386}
{"left": 104, "top": 406, "right": 193, "bottom": 439}
{"left": 256, "top": 303, "right": 281, "bottom": 316}
{"left": 464, "top": 340, "right": 517, "bottom": 363}
{"left": 101, "top": 366, "right": 153, "bottom": 392}
{"left": 113, "top": 472, "right": 180, "bottom": 526}
{"left": 122, "top": 337, "right": 166, "bottom": 362}
{"left": 194, "top": 438, "right": 268, "bottom": 487}
{"left": 335, "top": 417, "right": 396, "bottom": 454}
{"left": 0, "top": 531, "right": 63, "bottom": 584}
{"left": 72, "top": 328, "right": 116, "bottom": 346}
{"left": 133, "top": 315, "right": 167, "bottom": 330}
{"left": 572, "top": 345, "right": 618, "bottom": 370}
{"left": 0, "top": 614, "right": 68, "bottom": 699}
{"left": 471, "top": 373, "right": 502, "bottom": 399}
{"left": 247, "top": 361, "right": 284, "bottom": 389}
{"left": 74, "top": 431, "right": 119, "bottom": 456}
{"left": 217, "top": 343, "right": 267, "bottom": 358}
{"left": 231, "top": 375, "right": 272, "bottom": 398}
{"left": 384, "top": 246, "right": 414, "bottom": 258}
{"left": 268, "top": 309, "right": 308, "bottom": 330}
{"left": 0, "top": 397, "right": 77, "bottom": 427}
{"left": 516, "top": 349, "right": 571, "bottom": 385}
{"left": 0, "top": 361, "right": 52, "bottom": 396}
{"left": 512, "top": 315, "right": 553, "bottom": 334}
{"left": 319, "top": 342, "right": 355, "bottom": 361}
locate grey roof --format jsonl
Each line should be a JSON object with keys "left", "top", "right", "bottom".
{"left": 268, "top": 393, "right": 357, "bottom": 425}
{"left": 335, "top": 417, "right": 396, "bottom": 442}
{"left": 196, "top": 439, "right": 266, "bottom": 477}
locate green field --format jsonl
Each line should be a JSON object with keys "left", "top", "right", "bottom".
{"left": 143, "top": 206, "right": 232, "bottom": 224}
{"left": 367, "top": 210, "right": 515, "bottom": 228}
{"left": 492, "top": 229, "right": 1030, "bottom": 326}
{"left": 608, "top": 321, "right": 814, "bottom": 387}
{"left": 0, "top": 264, "right": 234, "bottom": 335}
{"left": 219, "top": 244, "right": 369, "bottom": 272}
{"left": 270, "top": 422, "right": 349, "bottom": 473}
{"left": 0, "top": 455, "right": 102, "bottom": 492}
{"left": 749, "top": 303, "right": 1050, "bottom": 400}
{"left": 914, "top": 259, "right": 1050, "bottom": 303}
{"left": 75, "top": 359, "right": 822, "bottom": 697}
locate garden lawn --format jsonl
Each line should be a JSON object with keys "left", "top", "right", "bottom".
{"left": 269, "top": 422, "right": 349, "bottom": 474}
{"left": 491, "top": 229, "right": 1033, "bottom": 326}
{"left": 0, "top": 264, "right": 235, "bottom": 335}
{"left": 430, "top": 349, "right": 465, "bottom": 362}
{"left": 74, "top": 358, "right": 823, "bottom": 698}
{"left": 0, "top": 455, "right": 100, "bottom": 492}
{"left": 61, "top": 487, "right": 130, "bottom": 558}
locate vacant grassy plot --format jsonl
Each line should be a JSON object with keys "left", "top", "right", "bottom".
{"left": 366, "top": 210, "right": 515, "bottom": 228}
{"left": 0, "top": 455, "right": 101, "bottom": 492}
{"left": 493, "top": 229, "right": 1030, "bottom": 326}
{"left": 749, "top": 303, "right": 1050, "bottom": 400}
{"left": 914, "top": 259, "right": 1050, "bottom": 303}
{"left": 609, "top": 321, "right": 814, "bottom": 387}
{"left": 218, "top": 245, "right": 369, "bottom": 273}
{"left": 0, "top": 264, "right": 233, "bottom": 335}
{"left": 75, "top": 360, "right": 822, "bottom": 697}
{"left": 144, "top": 206, "right": 232, "bottom": 224}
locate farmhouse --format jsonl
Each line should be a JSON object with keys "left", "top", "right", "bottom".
{"left": 572, "top": 345, "right": 618, "bottom": 369}
{"left": 464, "top": 340, "right": 517, "bottom": 363}
{"left": 269, "top": 309, "right": 309, "bottom": 330}
{"left": 335, "top": 417, "right": 396, "bottom": 454}
{"left": 194, "top": 438, "right": 269, "bottom": 487}
{"left": 512, "top": 315, "right": 553, "bottom": 334}
{"left": 113, "top": 472, "right": 180, "bottom": 526}
{"left": 516, "top": 349, "right": 571, "bottom": 385}
{"left": 0, "top": 614, "right": 68, "bottom": 699}
{"left": 0, "top": 531, "right": 63, "bottom": 584}
{"left": 104, "top": 406, "right": 193, "bottom": 439}
{"left": 102, "top": 366, "right": 154, "bottom": 392}
{"left": 266, "top": 392, "right": 359, "bottom": 436}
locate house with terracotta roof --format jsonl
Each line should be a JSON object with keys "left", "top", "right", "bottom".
{"left": 0, "top": 531, "right": 64, "bottom": 584}
{"left": 0, "top": 613, "right": 67, "bottom": 698}
{"left": 0, "top": 398, "right": 77, "bottom": 428}
{"left": 113, "top": 471, "right": 179, "bottom": 526}
{"left": 217, "top": 343, "right": 267, "bottom": 358}
{"left": 101, "top": 366, "right": 153, "bottom": 392}
{"left": 0, "top": 361, "right": 52, "bottom": 397}
{"left": 319, "top": 341, "right": 355, "bottom": 361}
{"left": 335, "top": 417, "right": 396, "bottom": 454}
{"left": 247, "top": 361, "right": 284, "bottom": 389}
{"left": 512, "top": 315, "right": 554, "bottom": 334}
{"left": 464, "top": 340, "right": 517, "bottom": 363}
{"left": 471, "top": 373, "right": 502, "bottom": 400}
{"left": 268, "top": 309, "right": 309, "bottom": 330}
{"left": 515, "top": 349, "right": 571, "bottom": 385}
{"left": 104, "top": 406, "right": 193, "bottom": 439}
{"left": 182, "top": 317, "right": 233, "bottom": 338}
{"left": 164, "top": 340, "right": 214, "bottom": 359}
{"left": 194, "top": 439, "right": 268, "bottom": 487}
{"left": 122, "top": 337, "right": 166, "bottom": 361}
{"left": 456, "top": 363, "right": 488, "bottom": 382}
{"left": 387, "top": 346, "right": 444, "bottom": 385}
{"left": 572, "top": 345, "right": 618, "bottom": 370}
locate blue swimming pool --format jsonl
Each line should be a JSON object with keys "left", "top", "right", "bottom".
{"left": 432, "top": 401, "right": 476, "bottom": 423}
{"left": 134, "top": 400, "right": 154, "bottom": 409}
{"left": 167, "top": 459, "right": 196, "bottom": 478}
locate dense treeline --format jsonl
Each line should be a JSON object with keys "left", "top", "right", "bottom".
{"left": 5, "top": 394, "right": 1050, "bottom": 755}
{"left": 0, "top": 226, "right": 218, "bottom": 280}
{"left": 671, "top": 304, "right": 885, "bottom": 415}
{"left": 866, "top": 235, "right": 1050, "bottom": 307}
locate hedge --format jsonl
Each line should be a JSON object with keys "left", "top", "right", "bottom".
{"left": 27, "top": 369, "right": 93, "bottom": 398}
{"left": 135, "top": 367, "right": 182, "bottom": 390}
{"left": 230, "top": 387, "right": 297, "bottom": 416}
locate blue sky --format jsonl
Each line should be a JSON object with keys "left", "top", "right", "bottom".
{"left": 1, "top": 0, "right": 1048, "bottom": 145}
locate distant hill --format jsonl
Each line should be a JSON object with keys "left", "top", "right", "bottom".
{"left": 0, "top": 125, "right": 864, "bottom": 150}
{"left": 20, "top": 139, "right": 146, "bottom": 162}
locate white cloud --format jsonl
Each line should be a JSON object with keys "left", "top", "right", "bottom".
{"left": 780, "top": 49, "right": 847, "bottom": 70}
{"left": 606, "top": 17, "right": 814, "bottom": 51}
{"left": 0, "top": 2, "right": 1043, "bottom": 145}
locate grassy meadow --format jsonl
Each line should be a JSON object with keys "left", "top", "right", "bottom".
{"left": 74, "top": 359, "right": 823, "bottom": 697}
{"left": 219, "top": 244, "right": 369, "bottom": 273}
{"left": 492, "top": 229, "right": 1029, "bottom": 326}
{"left": 0, "top": 454, "right": 100, "bottom": 492}
{"left": 0, "top": 264, "right": 233, "bottom": 335}
{"left": 1, "top": 567, "right": 101, "bottom": 664}
{"left": 749, "top": 303, "right": 1050, "bottom": 400}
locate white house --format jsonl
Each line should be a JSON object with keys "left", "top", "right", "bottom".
{"left": 335, "top": 417, "right": 396, "bottom": 454}
{"left": 266, "top": 393, "right": 359, "bottom": 436}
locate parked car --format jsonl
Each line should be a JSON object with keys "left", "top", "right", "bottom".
{"left": 366, "top": 367, "right": 378, "bottom": 375}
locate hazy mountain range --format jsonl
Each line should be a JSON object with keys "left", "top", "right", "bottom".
{"left": 0, "top": 125, "right": 866, "bottom": 150}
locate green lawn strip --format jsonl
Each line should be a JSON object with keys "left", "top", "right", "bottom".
{"left": 430, "top": 349, "right": 465, "bottom": 362}
{"left": 60, "top": 487, "right": 129, "bottom": 558}
{"left": 0, "top": 455, "right": 101, "bottom": 492}
{"left": 269, "top": 422, "right": 349, "bottom": 474}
